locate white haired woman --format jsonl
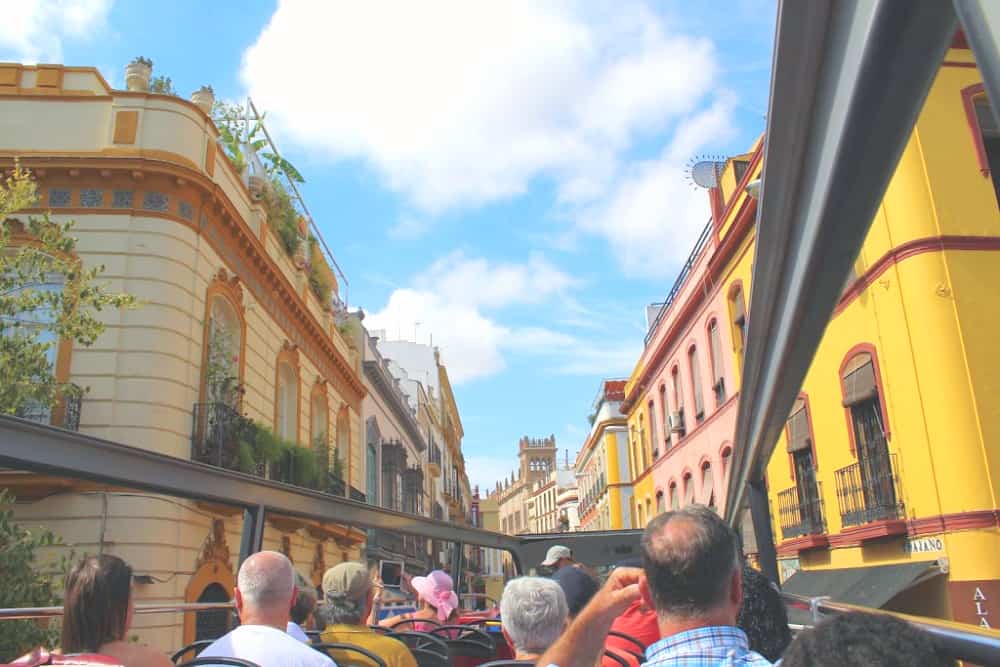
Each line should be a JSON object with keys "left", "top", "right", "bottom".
{"left": 500, "top": 576, "right": 569, "bottom": 661}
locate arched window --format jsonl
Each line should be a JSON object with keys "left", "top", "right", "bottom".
{"left": 730, "top": 284, "right": 747, "bottom": 367}
{"left": 721, "top": 446, "right": 732, "bottom": 480}
{"left": 683, "top": 472, "right": 695, "bottom": 505}
{"left": 645, "top": 498, "right": 652, "bottom": 523}
{"left": 669, "top": 482, "right": 679, "bottom": 510}
{"left": 702, "top": 461, "right": 715, "bottom": 511}
{"left": 648, "top": 400, "right": 658, "bottom": 459}
{"left": 275, "top": 360, "right": 298, "bottom": 441}
{"left": 688, "top": 346, "right": 705, "bottom": 423}
{"left": 206, "top": 295, "right": 243, "bottom": 406}
{"left": 656, "top": 490, "right": 665, "bottom": 514}
{"left": 963, "top": 83, "right": 1000, "bottom": 204}
{"left": 659, "top": 384, "right": 669, "bottom": 449}
{"left": 336, "top": 407, "right": 350, "bottom": 485}
{"left": 708, "top": 319, "right": 726, "bottom": 406}
{"left": 638, "top": 414, "right": 648, "bottom": 470}
{"left": 310, "top": 387, "right": 328, "bottom": 447}
{"left": 670, "top": 366, "right": 685, "bottom": 438}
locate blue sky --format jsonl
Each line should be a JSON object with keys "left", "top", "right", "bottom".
{"left": 1, "top": 0, "right": 776, "bottom": 492}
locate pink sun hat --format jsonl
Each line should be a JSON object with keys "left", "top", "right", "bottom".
{"left": 410, "top": 570, "right": 459, "bottom": 621}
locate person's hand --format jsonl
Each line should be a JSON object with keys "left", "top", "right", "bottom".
{"left": 588, "top": 567, "right": 643, "bottom": 620}
{"left": 371, "top": 575, "right": 385, "bottom": 604}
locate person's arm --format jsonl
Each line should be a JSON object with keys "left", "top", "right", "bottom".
{"left": 366, "top": 578, "right": 384, "bottom": 626}
{"left": 536, "top": 567, "right": 643, "bottom": 667}
{"left": 378, "top": 610, "right": 412, "bottom": 628}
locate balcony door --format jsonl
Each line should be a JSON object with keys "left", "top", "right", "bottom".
{"left": 850, "top": 396, "right": 896, "bottom": 520}
{"left": 787, "top": 399, "right": 821, "bottom": 533}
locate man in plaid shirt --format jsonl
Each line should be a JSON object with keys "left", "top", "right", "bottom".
{"left": 539, "top": 505, "right": 772, "bottom": 666}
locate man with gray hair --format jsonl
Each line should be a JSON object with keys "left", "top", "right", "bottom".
{"left": 499, "top": 576, "right": 569, "bottom": 661}
{"left": 199, "top": 551, "right": 335, "bottom": 666}
{"left": 287, "top": 570, "right": 318, "bottom": 643}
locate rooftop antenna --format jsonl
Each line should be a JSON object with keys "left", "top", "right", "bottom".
{"left": 685, "top": 154, "right": 727, "bottom": 190}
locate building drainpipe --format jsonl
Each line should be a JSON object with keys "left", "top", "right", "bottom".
{"left": 748, "top": 477, "right": 780, "bottom": 586}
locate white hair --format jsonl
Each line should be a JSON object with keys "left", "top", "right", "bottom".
{"left": 237, "top": 551, "right": 294, "bottom": 607}
{"left": 500, "top": 576, "right": 568, "bottom": 654}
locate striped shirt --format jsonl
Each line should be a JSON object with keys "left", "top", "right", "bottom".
{"left": 643, "top": 626, "right": 773, "bottom": 667}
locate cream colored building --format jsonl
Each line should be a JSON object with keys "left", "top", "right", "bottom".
{"left": 0, "top": 64, "right": 368, "bottom": 650}
{"left": 495, "top": 435, "right": 557, "bottom": 535}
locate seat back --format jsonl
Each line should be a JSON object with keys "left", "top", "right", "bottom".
{"left": 387, "top": 618, "right": 443, "bottom": 632}
{"left": 409, "top": 648, "right": 450, "bottom": 667}
{"left": 313, "top": 642, "right": 388, "bottom": 667}
{"left": 476, "top": 662, "right": 534, "bottom": 667}
{"left": 606, "top": 630, "right": 647, "bottom": 653}
{"left": 387, "top": 631, "right": 449, "bottom": 657}
{"left": 2, "top": 649, "right": 124, "bottom": 667}
{"left": 305, "top": 630, "right": 322, "bottom": 644}
{"left": 171, "top": 640, "right": 216, "bottom": 664}
{"left": 602, "top": 650, "right": 631, "bottom": 667}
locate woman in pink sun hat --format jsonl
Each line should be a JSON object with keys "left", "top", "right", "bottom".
{"left": 380, "top": 569, "right": 460, "bottom": 633}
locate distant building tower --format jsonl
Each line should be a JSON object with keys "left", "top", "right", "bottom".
{"left": 518, "top": 434, "right": 557, "bottom": 485}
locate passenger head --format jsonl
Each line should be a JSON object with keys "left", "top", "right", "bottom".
{"left": 410, "top": 570, "right": 458, "bottom": 621}
{"left": 782, "top": 612, "right": 953, "bottom": 667}
{"left": 61, "top": 554, "right": 134, "bottom": 652}
{"left": 235, "top": 551, "right": 296, "bottom": 625}
{"left": 321, "top": 561, "right": 373, "bottom": 626}
{"left": 290, "top": 570, "right": 317, "bottom": 626}
{"left": 639, "top": 505, "right": 742, "bottom": 624}
{"left": 737, "top": 566, "right": 791, "bottom": 661}
{"left": 551, "top": 564, "right": 599, "bottom": 618}
{"left": 541, "top": 545, "right": 574, "bottom": 571}
{"left": 500, "top": 577, "right": 569, "bottom": 659}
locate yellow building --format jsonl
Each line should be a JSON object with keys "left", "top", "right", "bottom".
{"left": 0, "top": 63, "right": 368, "bottom": 648}
{"left": 576, "top": 380, "right": 633, "bottom": 530}
{"left": 755, "top": 43, "right": 1000, "bottom": 626}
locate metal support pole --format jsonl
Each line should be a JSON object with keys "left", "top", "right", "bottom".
{"left": 748, "top": 478, "right": 780, "bottom": 586}
{"left": 239, "top": 504, "right": 266, "bottom": 566}
{"left": 451, "top": 541, "right": 465, "bottom": 597}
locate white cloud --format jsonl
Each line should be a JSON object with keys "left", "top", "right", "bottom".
{"left": 0, "top": 0, "right": 112, "bottom": 63}
{"left": 388, "top": 215, "right": 430, "bottom": 241}
{"left": 241, "top": 1, "right": 717, "bottom": 212}
{"left": 365, "top": 252, "right": 635, "bottom": 384}
{"left": 416, "top": 251, "right": 578, "bottom": 310}
{"left": 577, "top": 93, "right": 738, "bottom": 278}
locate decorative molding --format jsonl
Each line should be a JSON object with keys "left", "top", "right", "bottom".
{"left": 210, "top": 267, "right": 245, "bottom": 309}
{"left": 1, "top": 157, "right": 366, "bottom": 410}
{"left": 776, "top": 533, "right": 829, "bottom": 557}
{"left": 826, "top": 519, "right": 907, "bottom": 547}
{"left": 908, "top": 509, "right": 999, "bottom": 537}
{"left": 196, "top": 518, "right": 232, "bottom": 571}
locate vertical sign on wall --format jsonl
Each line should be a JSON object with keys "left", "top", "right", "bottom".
{"left": 948, "top": 580, "right": 998, "bottom": 629}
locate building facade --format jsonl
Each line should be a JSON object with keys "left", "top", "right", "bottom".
{"left": 527, "top": 466, "right": 577, "bottom": 534}
{"left": 575, "top": 380, "right": 633, "bottom": 531}
{"left": 763, "top": 43, "right": 1000, "bottom": 627}
{"left": 0, "top": 64, "right": 368, "bottom": 649}
{"left": 495, "top": 435, "right": 557, "bottom": 535}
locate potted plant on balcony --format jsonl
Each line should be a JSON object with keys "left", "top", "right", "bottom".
{"left": 125, "top": 57, "right": 152, "bottom": 92}
{"left": 191, "top": 85, "right": 215, "bottom": 114}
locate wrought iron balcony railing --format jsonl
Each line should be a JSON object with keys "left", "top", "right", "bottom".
{"left": 776, "top": 482, "right": 826, "bottom": 539}
{"left": 834, "top": 452, "right": 905, "bottom": 528}
{"left": 14, "top": 394, "right": 82, "bottom": 432}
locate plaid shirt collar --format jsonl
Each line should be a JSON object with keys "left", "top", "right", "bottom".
{"left": 644, "top": 626, "right": 772, "bottom": 666}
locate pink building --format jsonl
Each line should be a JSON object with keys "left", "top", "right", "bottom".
{"left": 622, "top": 144, "right": 761, "bottom": 527}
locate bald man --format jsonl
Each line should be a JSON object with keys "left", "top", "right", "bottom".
{"left": 199, "top": 551, "right": 335, "bottom": 667}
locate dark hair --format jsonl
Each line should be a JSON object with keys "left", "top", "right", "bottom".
{"left": 61, "top": 554, "right": 133, "bottom": 652}
{"left": 291, "top": 571, "right": 317, "bottom": 625}
{"left": 782, "top": 612, "right": 953, "bottom": 667}
{"left": 640, "top": 505, "right": 738, "bottom": 617}
{"left": 551, "top": 565, "right": 599, "bottom": 617}
{"left": 737, "top": 566, "right": 791, "bottom": 661}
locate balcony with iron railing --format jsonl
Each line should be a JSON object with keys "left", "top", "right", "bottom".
{"left": 191, "top": 402, "right": 363, "bottom": 501}
{"left": 834, "top": 452, "right": 905, "bottom": 531}
{"left": 776, "top": 482, "right": 828, "bottom": 552}
{"left": 645, "top": 218, "right": 714, "bottom": 346}
{"left": 15, "top": 394, "right": 82, "bottom": 432}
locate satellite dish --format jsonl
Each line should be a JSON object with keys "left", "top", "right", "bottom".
{"left": 687, "top": 158, "right": 726, "bottom": 189}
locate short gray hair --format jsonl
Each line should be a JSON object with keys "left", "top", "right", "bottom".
{"left": 500, "top": 577, "right": 568, "bottom": 654}
{"left": 237, "top": 551, "right": 294, "bottom": 608}
{"left": 319, "top": 596, "right": 367, "bottom": 625}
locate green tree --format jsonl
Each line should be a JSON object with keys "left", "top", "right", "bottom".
{"left": 0, "top": 164, "right": 137, "bottom": 416}
{"left": 0, "top": 490, "right": 73, "bottom": 661}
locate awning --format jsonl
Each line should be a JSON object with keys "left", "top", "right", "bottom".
{"left": 783, "top": 560, "right": 944, "bottom": 626}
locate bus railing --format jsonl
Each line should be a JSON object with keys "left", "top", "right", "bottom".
{"left": 782, "top": 592, "right": 1000, "bottom": 665}
{"left": 1, "top": 596, "right": 997, "bottom": 663}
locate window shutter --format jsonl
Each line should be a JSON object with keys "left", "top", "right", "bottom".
{"left": 786, "top": 404, "right": 811, "bottom": 453}
{"left": 842, "top": 354, "right": 877, "bottom": 406}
